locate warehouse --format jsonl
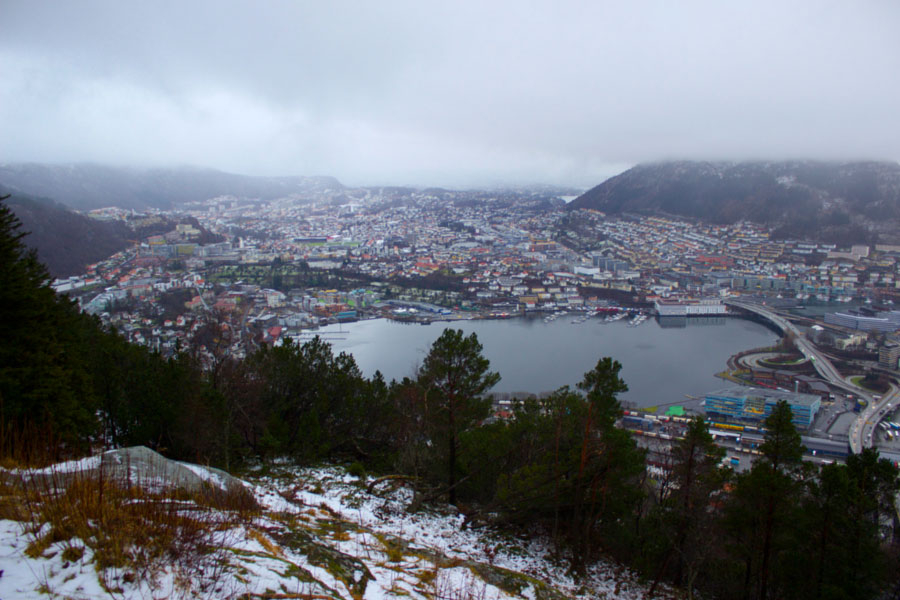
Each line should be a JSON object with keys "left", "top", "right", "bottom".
{"left": 704, "top": 386, "right": 821, "bottom": 430}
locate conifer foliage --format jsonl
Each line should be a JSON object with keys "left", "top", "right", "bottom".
{"left": 0, "top": 195, "right": 97, "bottom": 445}
{"left": 417, "top": 328, "right": 499, "bottom": 505}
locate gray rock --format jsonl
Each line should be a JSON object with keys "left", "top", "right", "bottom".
{"left": 98, "top": 446, "right": 244, "bottom": 494}
{"left": 10, "top": 446, "right": 251, "bottom": 503}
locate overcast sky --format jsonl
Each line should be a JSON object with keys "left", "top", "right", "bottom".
{"left": 2, "top": 1, "right": 899, "bottom": 187}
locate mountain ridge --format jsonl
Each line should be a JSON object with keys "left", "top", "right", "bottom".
{"left": 0, "top": 163, "right": 344, "bottom": 211}
{"left": 568, "top": 160, "right": 900, "bottom": 244}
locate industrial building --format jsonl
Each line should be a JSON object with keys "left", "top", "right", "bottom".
{"left": 654, "top": 298, "right": 727, "bottom": 317}
{"left": 738, "top": 432, "right": 850, "bottom": 458}
{"left": 824, "top": 309, "right": 900, "bottom": 332}
{"left": 704, "top": 386, "right": 821, "bottom": 430}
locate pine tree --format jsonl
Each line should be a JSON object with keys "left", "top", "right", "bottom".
{"left": 417, "top": 328, "right": 499, "bottom": 506}
{"left": 494, "top": 359, "right": 645, "bottom": 571}
{"left": 724, "top": 401, "right": 805, "bottom": 600}
{"left": 0, "top": 195, "right": 98, "bottom": 445}
{"left": 568, "top": 357, "right": 644, "bottom": 566}
{"left": 841, "top": 448, "right": 900, "bottom": 598}
{"left": 650, "top": 417, "right": 727, "bottom": 597}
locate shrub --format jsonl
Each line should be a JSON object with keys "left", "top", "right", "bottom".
{"left": 347, "top": 461, "right": 367, "bottom": 480}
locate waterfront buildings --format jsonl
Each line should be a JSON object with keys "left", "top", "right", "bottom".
{"left": 49, "top": 183, "right": 900, "bottom": 366}
{"left": 654, "top": 298, "right": 727, "bottom": 317}
{"left": 824, "top": 309, "right": 900, "bottom": 332}
{"left": 704, "top": 386, "right": 821, "bottom": 430}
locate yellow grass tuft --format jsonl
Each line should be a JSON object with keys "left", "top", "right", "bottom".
{"left": 249, "top": 528, "right": 284, "bottom": 557}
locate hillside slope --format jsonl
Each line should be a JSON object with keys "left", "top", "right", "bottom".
{"left": 0, "top": 163, "right": 344, "bottom": 211}
{"left": 0, "top": 457, "right": 666, "bottom": 600}
{"left": 3, "top": 186, "right": 133, "bottom": 278}
{"left": 569, "top": 161, "right": 900, "bottom": 244}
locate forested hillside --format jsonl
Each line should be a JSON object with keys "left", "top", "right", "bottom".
{"left": 569, "top": 161, "right": 900, "bottom": 244}
{"left": 2, "top": 185, "right": 134, "bottom": 277}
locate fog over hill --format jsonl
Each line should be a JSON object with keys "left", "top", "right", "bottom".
{"left": 0, "top": 163, "right": 575, "bottom": 276}
{"left": 0, "top": 163, "right": 344, "bottom": 211}
{"left": 569, "top": 161, "right": 900, "bottom": 245}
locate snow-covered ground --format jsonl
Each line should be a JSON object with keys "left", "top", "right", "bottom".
{"left": 0, "top": 459, "right": 675, "bottom": 599}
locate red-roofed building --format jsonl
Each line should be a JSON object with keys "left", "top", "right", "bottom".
{"left": 263, "top": 326, "right": 283, "bottom": 346}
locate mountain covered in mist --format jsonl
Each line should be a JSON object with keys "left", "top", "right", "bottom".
{"left": 569, "top": 161, "right": 900, "bottom": 244}
{"left": 0, "top": 163, "right": 344, "bottom": 211}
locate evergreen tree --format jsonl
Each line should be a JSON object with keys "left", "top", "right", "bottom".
{"left": 759, "top": 400, "right": 804, "bottom": 472}
{"left": 0, "top": 195, "right": 98, "bottom": 446}
{"left": 576, "top": 356, "right": 628, "bottom": 426}
{"left": 417, "top": 328, "right": 499, "bottom": 506}
{"left": 569, "top": 358, "right": 645, "bottom": 565}
{"left": 268, "top": 336, "right": 329, "bottom": 456}
{"left": 723, "top": 401, "right": 805, "bottom": 600}
{"left": 388, "top": 376, "right": 432, "bottom": 477}
{"left": 494, "top": 388, "right": 589, "bottom": 535}
{"left": 783, "top": 448, "right": 899, "bottom": 600}
{"left": 193, "top": 337, "right": 394, "bottom": 467}
{"left": 649, "top": 417, "right": 727, "bottom": 598}
{"left": 841, "top": 448, "right": 900, "bottom": 598}
{"left": 787, "top": 462, "right": 856, "bottom": 600}
{"left": 494, "top": 359, "right": 645, "bottom": 571}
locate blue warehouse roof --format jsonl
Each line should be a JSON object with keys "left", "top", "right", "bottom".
{"left": 707, "top": 386, "right": 821, "bottom": 407}
{"left": 705, "top": 386, "right": 822, "bottom": 429}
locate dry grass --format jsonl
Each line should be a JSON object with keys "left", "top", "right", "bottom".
{"left": 0, "top": 419, "right": 69, "bottom": 470}
{"left": 0, "top": 436, "right": 261, "bottom": 596}
{"left": 433, "top": 568, "right": 498, "bottom": 600}
{"left": 249, "top": 528, "right": 284, "bottom": 558}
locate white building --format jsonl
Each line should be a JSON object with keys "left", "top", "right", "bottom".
{"left": 655, "top": 298, "right": 727, "bottom": 317}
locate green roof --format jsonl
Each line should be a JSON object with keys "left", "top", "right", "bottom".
{"left": 665, "top": 405, "right": 686, "bottom": 417}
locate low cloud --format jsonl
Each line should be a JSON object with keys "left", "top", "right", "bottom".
{"left": 2, "top": 1, "right": 899, "bottom": 187}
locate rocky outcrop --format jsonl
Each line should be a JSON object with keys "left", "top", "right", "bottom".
{"left": 14, "top": 446, "right": 249, "bottom": 498}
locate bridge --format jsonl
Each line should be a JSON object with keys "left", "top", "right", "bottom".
{"left": 724, "top": 299, "right": 899, "bottom": 455}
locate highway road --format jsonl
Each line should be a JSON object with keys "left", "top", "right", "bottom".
{"left": 724, "top": 299, "right": 894, "bottom": 454}
{"left": 852, "top": 384, "right": 900, "bottom": 455}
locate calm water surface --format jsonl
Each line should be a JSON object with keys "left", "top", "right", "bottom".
{"left": 308, "top": 316, "right": 777, "bottom": 408}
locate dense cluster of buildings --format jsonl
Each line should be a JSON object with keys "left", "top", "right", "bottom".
{"left": 50, "top": 186, "right": 900, "bottom": 371}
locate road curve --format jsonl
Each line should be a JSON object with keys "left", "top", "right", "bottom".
{"left": 724, "top": 299, "right": 882, "bottom": 454}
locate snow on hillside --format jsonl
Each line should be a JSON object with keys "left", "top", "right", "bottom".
{"left": 0, "top": 458, "right": 674, "bottom": 599}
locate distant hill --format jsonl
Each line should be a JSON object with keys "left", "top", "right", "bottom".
{"left": 2, "top": 186, "right": 133, "bottom": 278}
{"left": 0, "top": 163, "right": 344, "bottom": 211}
{"left": 569, "top": 161, "right": 900, "bottom": 244}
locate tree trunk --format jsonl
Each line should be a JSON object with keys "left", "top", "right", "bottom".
{"left": 448, "top": 402, "right": 457, "bottom": 506}
{"left": 759, "top": 497, "right": 776, "bottom": 600}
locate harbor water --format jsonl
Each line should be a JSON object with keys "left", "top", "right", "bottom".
{"left": 309, "top": 314, "right": 778, "bottom": 408}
